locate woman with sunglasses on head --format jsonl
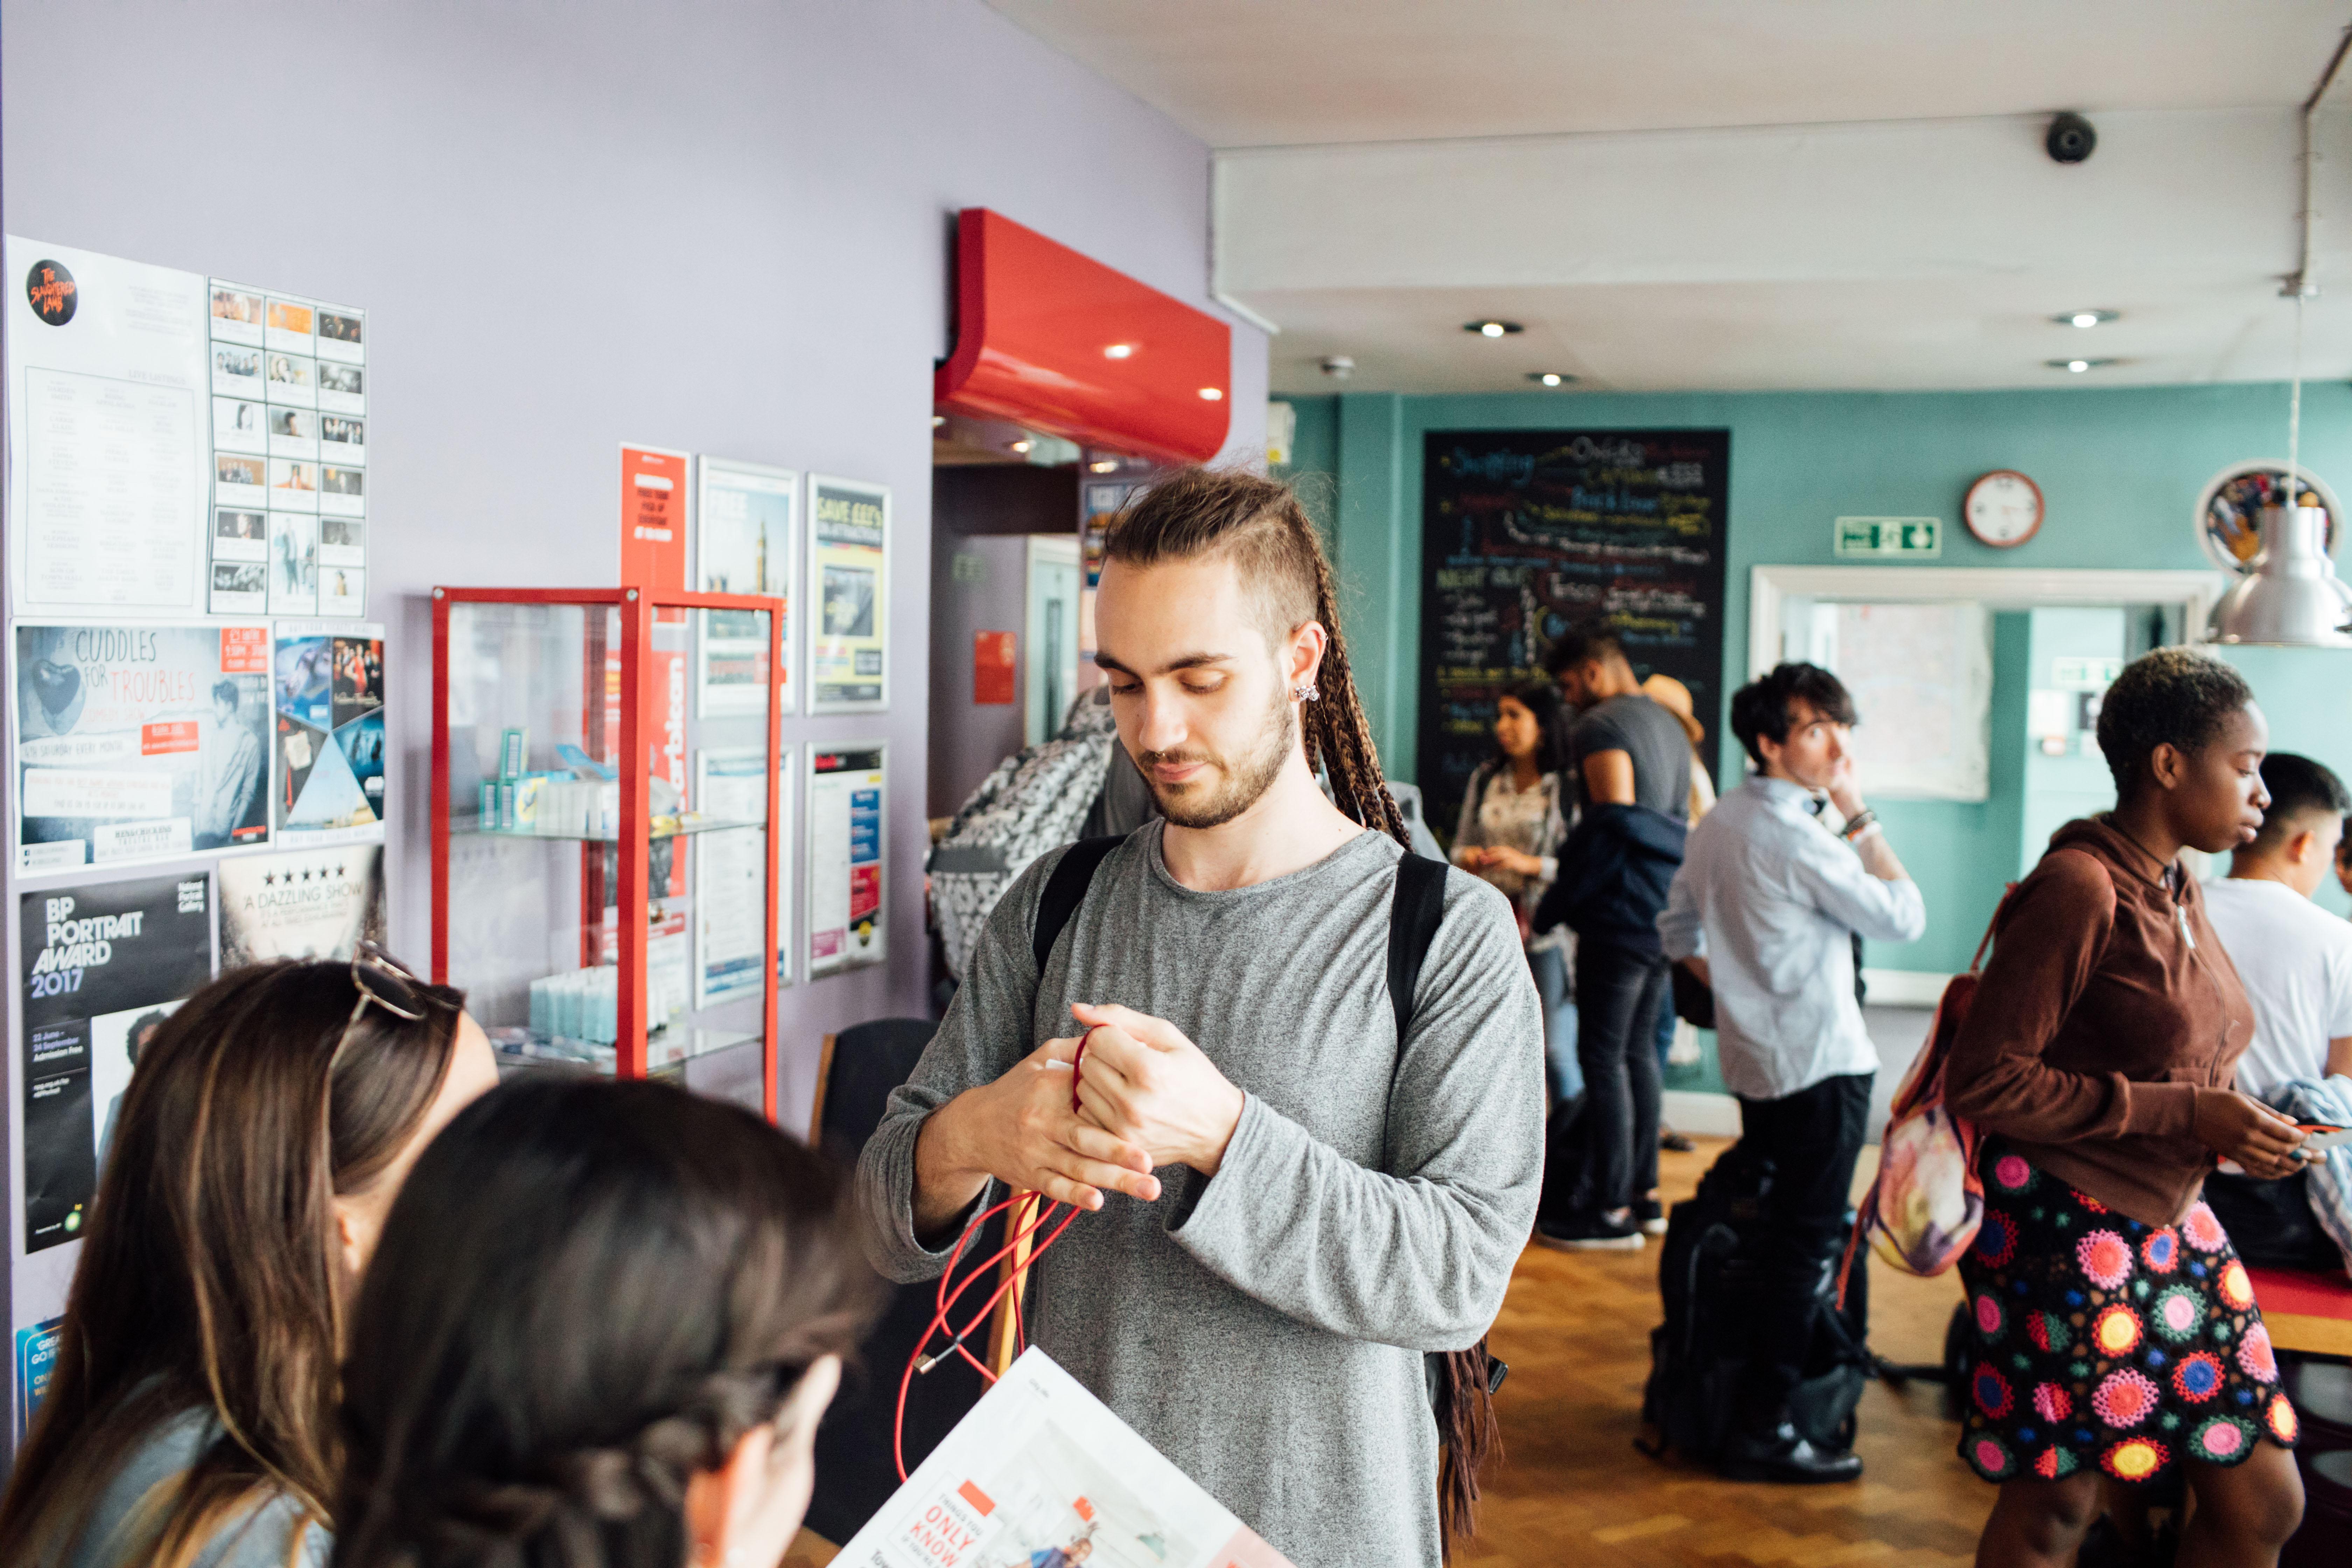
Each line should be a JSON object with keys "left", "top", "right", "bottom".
{"left": 0, "top": 948, "right": 498, "bottom": 1568}
{"left": 333, "top": 1076, "right": 876, "bottom": 1568}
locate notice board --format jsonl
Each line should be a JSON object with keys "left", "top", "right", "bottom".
{"left": 1418, "top": 429, "right": 1730, "bottom": 838}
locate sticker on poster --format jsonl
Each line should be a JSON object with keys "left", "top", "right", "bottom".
{"left": 268, "top": 512, "right": 319, "bottom": 616}
{"left": 209, "top": 281, "right": 264, "bottom": 347}
{"left": 696, "top": 457, "right": 795, "bottom": 716}
{"left": 264, "top": 350, "right": 315, "bottom": 409}
{"left": 209, "top": 561, "right": 268, "bottom": 616}
{"left": 17, "top": 1317, "right": 64, "bottom": 1444}
{"left": 806, "top": 743, "right": 884, "bottom": 978}
{"left": 13, "top": 623, "right": 271, "bottom": 870}
{"left": 318, "top": 565, "right": 366, "bottom": 618}
{"left": 807, "top": 476, "right": 889, "bottom": 713}
{"left": 316, "top": 360, "right": 363, "bottom": 415}
{"left": 19, "top": 872, "right": 215, "bottom": 1251}
{"left": 320, "top": 412, "right": 365, "bottom": 466}
{"left": 267, "top": 404, "right": 317, "bottom": 460}
{"left": 218, "top": 843, "right": 387, "bottom": 968}
{"left": 214, "top": 451, "right": 267, "bottom": 509}
{"left": 313, "top": 303, "right": 363, "bottom": 366}
{"left": 272, "top": 622, "right": 385, "bottom": 846}
{"left": 318, "top": 462, "right": 364, "bottom": 517}
{"left": 8, "top": 238, "right": 211, "bottom": 616}
{"left": 263, "top": 295, "right": 315, "bottom": 356}
{"left": 212, "top": 396, "right": 265, "bottom": 455}
{"left": 694, "top": 746, "right": 790, "bottom": 1007}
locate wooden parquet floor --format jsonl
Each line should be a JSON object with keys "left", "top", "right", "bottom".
{"left": 1461, "top": 1138, "right": 1990, "bottom": 1568}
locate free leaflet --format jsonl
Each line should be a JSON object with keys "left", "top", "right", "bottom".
{"left": 834, "top": 1348, "right": 1291, "bottom": 1568}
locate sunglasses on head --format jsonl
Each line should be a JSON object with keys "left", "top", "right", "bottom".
{"left": 334, "top": 941, "right": 446, "bottom": 1062}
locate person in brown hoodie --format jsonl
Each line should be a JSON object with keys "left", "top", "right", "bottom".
{"left": 1947, "top": 648, "right": 2309, "bottom": 1568}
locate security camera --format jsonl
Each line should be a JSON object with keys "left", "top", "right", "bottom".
{"left": 1319, "top": 356, "right": 1354, "bottom": 380}
{"left": 2046, "top": 112, "right": 2096, "bottom": 164}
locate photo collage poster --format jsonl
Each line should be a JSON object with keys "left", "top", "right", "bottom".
{"left": 206, "top": 279, "right": 365, "bottom": 617}
{"left": 19, "top": 872, "right": 214, "bottom": 1251}
{"left": 13, "top": 622, "right": 272, "bottom": 872}
{"left": 271, "top": 622, "right": 386, "bottom": 845}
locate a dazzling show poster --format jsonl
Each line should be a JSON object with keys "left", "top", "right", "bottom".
{"left": 217, "top": 844, "right": 387, "bottom": 969}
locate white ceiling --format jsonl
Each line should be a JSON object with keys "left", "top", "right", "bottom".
{"left": 988, "top": 1, "right": 2352, "bottom": 395}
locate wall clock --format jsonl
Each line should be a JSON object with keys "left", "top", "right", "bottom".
{"left": 1964, "top": 469, "right": 2043, "bottom": 548}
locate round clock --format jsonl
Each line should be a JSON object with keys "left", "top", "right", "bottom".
{"left": 1964, "top": 470, "right": 2044, "bottom": 548}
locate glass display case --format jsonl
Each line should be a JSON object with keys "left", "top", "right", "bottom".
{"left": 430, "top": 587, "right": 783, "bottom": 1116}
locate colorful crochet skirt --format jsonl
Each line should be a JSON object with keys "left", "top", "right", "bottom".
{"left": 1955, "top": 1146, "right": 2298, "bottom": 1485}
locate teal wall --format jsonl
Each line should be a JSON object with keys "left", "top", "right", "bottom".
{"left": 1276, "top": 381, "right": 2352, "bottom": 969}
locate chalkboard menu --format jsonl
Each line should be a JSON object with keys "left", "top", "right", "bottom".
{"left": 1419, "top": 428, "right": 1730, "bottom": 839}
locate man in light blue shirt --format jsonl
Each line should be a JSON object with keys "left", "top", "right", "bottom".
{"left": 1657, "top": 662, "right": 1925, "bottom": 1484}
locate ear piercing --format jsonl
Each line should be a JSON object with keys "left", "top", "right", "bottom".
{"left": 1292, "top": 681, "right": 1321, "bottom": 703}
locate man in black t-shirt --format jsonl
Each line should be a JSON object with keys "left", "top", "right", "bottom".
{"left": 1534, "top": 628, "right": 1690, "bottom": 1250}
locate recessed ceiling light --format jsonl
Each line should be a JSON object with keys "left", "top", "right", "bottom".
{"left": 2047, "top": 357, "right": 2118, "bottom": 373}
{"left": 1198, "top": 386, "right": 1224, "bottom": 400}
{"left": 931, "top": 414, "right": 946, "bottom": 427}
{"left": 1465, "top": 320, "right": 1524, "bottom": 338}
{"left": 1528, "top": 372, "right": 1575, "bottom": 387}
{"left": 1103, "top": 343, "right": 1135, "bottom": 359}
{"left": 1089, "top": 460, "right": 1120, "bottom": 473}
{"left": 2054, "top": 309, "right": 2119, "bottom": 328}
{"left": 1010, "top": 439, "right": 1032, "bottom": 453}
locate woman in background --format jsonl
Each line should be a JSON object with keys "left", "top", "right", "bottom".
{"left": 0, "top": 952, "right": 497, "bottom": 1568}
{"left": 334, "top": 1077, "right": 877, "bottom": 1568}
{"left": 1947, "top": 650, "right": 2306, "bottom": 1567}
{"left": 1454, "top": 680, "right": 1580, "bottom": 1107}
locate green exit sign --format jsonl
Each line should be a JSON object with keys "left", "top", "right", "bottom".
{"left": 1834, "top": 517, "right": 1942, "bottom": 558}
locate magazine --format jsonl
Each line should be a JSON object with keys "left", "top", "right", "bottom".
{"left": 833, "top": 1349, "right": 1292, "bottom": 1568}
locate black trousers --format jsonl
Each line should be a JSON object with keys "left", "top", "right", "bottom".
{"left": 1566, "top": 940, "right": 1667, "bottom": 1216}
{"left": 1732, "top": 1071, "right": 1873, "bottom": 1424}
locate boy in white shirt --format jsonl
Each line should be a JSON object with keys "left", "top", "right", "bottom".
{"left": 2202, "top": 752, "right": 2352, "bottom": 1095}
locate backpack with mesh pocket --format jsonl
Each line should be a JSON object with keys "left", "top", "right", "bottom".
{"left": 1840, "top": 888, "right": 2015, "bottom": 1298}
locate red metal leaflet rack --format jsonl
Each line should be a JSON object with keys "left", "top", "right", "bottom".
{"left": 429, "top": 587, "right": 785, "bottom": 1120}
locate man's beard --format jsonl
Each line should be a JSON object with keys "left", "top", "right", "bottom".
{"left": 1135, "top": 688, "right": 1296, "bottom": 830}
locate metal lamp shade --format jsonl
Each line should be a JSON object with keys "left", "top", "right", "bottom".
{"left": 2208, "top": 505, "right": 2352, "bottom": 648}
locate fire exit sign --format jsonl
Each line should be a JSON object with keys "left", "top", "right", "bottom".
{"left": 1834, "top": 517, "right": 1941, "bottom": 558}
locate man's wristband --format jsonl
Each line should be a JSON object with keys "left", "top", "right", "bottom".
{"left": 1839, "top": 808, "right": 1878, "bottom": 841}
{"left": 1847, "top": 821, "right": 1885, "bottom": 848}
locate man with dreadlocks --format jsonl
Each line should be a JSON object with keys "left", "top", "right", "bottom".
{"left": 859, "top": 468, "right": 1542, "bottom": 1568}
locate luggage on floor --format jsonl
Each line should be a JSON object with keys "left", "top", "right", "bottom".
{"left": 1639, "top": 1143, "right": 1870, "bottom": 1465}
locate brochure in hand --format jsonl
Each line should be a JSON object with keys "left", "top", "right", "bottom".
{"left": 834, "top": 1348, "right": 1292, "bottom": 1568}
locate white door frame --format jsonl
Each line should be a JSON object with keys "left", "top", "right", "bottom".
{"left": 1747, "top": 564, "right": 2228, "bottom": 679}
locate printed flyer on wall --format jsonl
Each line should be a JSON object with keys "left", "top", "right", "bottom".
{"left": 210, "top": 281, "right": 367, "bottom": 617}
{"left": 692, "top": 746, "right": 790, "bottom": 1007}
{"left": 696, "top": 456, "right": 794, "bottom": 716}
{"left": 13, "top": 622, "right": 272, "bottom": 871}
{"left": 272, "top": 621, "right": 386, "bottom": 845}
{"left": 806, "top": 744, "right": 884, "bottom": 978}
{"left": 16, "top": 1317, "right": 63, "bottom": 1443}
{"left": 217, "top": 844, "right": 387, "bottom": 967}
{"left": 7, "top": 237, "right": 212, "bottom": 617}
{"left": 808, "top": 475, "right": 889, "bottom": 712}
{"left": 836, "top": 1349, "right": 1292, "bottom": 1568}
{"left": 19, "top": 872, "right": 215, "bottom": 1252}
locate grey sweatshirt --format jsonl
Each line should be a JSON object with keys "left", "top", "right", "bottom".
{"left": 858, "top": 824, "right": 1544, "bottom": 1568}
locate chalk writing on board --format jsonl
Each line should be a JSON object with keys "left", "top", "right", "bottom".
{"left": 1419, "top": 429, "right": 1730, "bottom": 839}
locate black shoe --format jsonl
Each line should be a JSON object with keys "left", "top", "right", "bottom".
{"left": 1660, "top": 1128, "right": 1697, "bottom": 1154}
{"left": 1635, "top": 1198, "right": 1668, "bottom": 1237}
{"left": 1533, "top": 1212, "right": 1645, "bottom": 1252}
{"left": 1717, "top": 1422, "right": 1863, "bottom": 1484}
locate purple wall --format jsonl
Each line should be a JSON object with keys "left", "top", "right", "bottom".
{"left": 0, "top": 0, "right": 1267, "bottom": 1386}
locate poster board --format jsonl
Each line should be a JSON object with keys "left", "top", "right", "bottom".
{"left": 1813, "top": 601, "right": 1993, "bottom": 802}
{"left": 217, "top": 845, "right": 388, "bottom": 966}
{"left": 271, "top": 621, "right": 386, "bottom": 845}
{"left": 806, "top": 743, "right": 884, "bottom": 978}
{"left": 621, "top": 444, "right": 691, "bottom": 593}
{"left": 1418, "top": 429, "right": 1730, "bottom": 838}
{"left": 807, "top": 475, "right": 889, "bottom": 712}
{"left": 12, "top": 622, "right": 272, "bottom": 872}
{"left": 693, "top": 745, "right": 791, "bottom": 1007}
{"left": 6, "top": 239, "right": 211, "bottom": 618}
{"left": 695, "top": 457, "right": 796, "bottom": 716}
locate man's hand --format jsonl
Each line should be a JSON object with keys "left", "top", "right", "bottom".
{"left": 1068, "top": 1002, "right": 1247, "bottom": 1178}
{"left": 2192, "top": 1090, "right": 2309, "bottom": 1181}
{"left": 912, "top": 1038, "right": 1160, "bottom": 1237}
{"left": 1826, "top": 753, "right": 1866, "bottom": 821}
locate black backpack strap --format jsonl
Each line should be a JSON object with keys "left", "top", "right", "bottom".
{"left": 1031, "top": 835, "right": 1126, "bottom": 973}
{"left": 1387, "top": 854, "right": 1449, "bottom": 1041}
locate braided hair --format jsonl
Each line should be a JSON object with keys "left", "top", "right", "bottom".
{"left": 1101, "top": 467, "right": 1407, "bottom": 843}
{"left": 333, "top": 1079, "right": 879, "bottom": 1568}
{"left": 1103, "top": 468, "right": 1498, "bottom": 1559}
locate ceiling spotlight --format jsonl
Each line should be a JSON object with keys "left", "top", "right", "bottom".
{"left": 1010, "top": 439, "right": 1032, "bottom": 454}
{"left": 2054, "top": 310, "right": 2119, "bottom": 329}
{"left": 1198, "top": 386, "right": 1224, "bottom": 400}
{"left": 1088, "top": 460, "right": 1120, "bottom": 473}
{"left": 1466, "top": 319, "right": 1524, "bottom": 338}
{"left": 931, "top": 414, "right": 946, "bottom": 427}
{"left": 1319, "top": 355, "right": 1355, "bottom": 379}
{"left": 1103, "top": 343, "right": 1135, "bottom": 359}
{"left": 1528, "top": 372, "right": 1575, "bottom": 387}
{"left": 2047, "top": 357, "right": 2118, "bottom": 373}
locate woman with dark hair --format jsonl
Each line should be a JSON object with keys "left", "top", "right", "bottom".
{"left": 1947, "top": 648, "right": 2308, "bottom": 1567}
{"left": 334, "top": 1077, "right": 878, "bottom": 1568}
{"left": 1452, "top": 679, "right": 1579, "bottom": 1105}
{"left": 0, "top": 948, "right": 498, "bottom": 1568}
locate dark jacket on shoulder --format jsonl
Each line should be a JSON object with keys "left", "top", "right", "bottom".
{"left": 1532, "top": 803, "right": 1687, "bottom": 956}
